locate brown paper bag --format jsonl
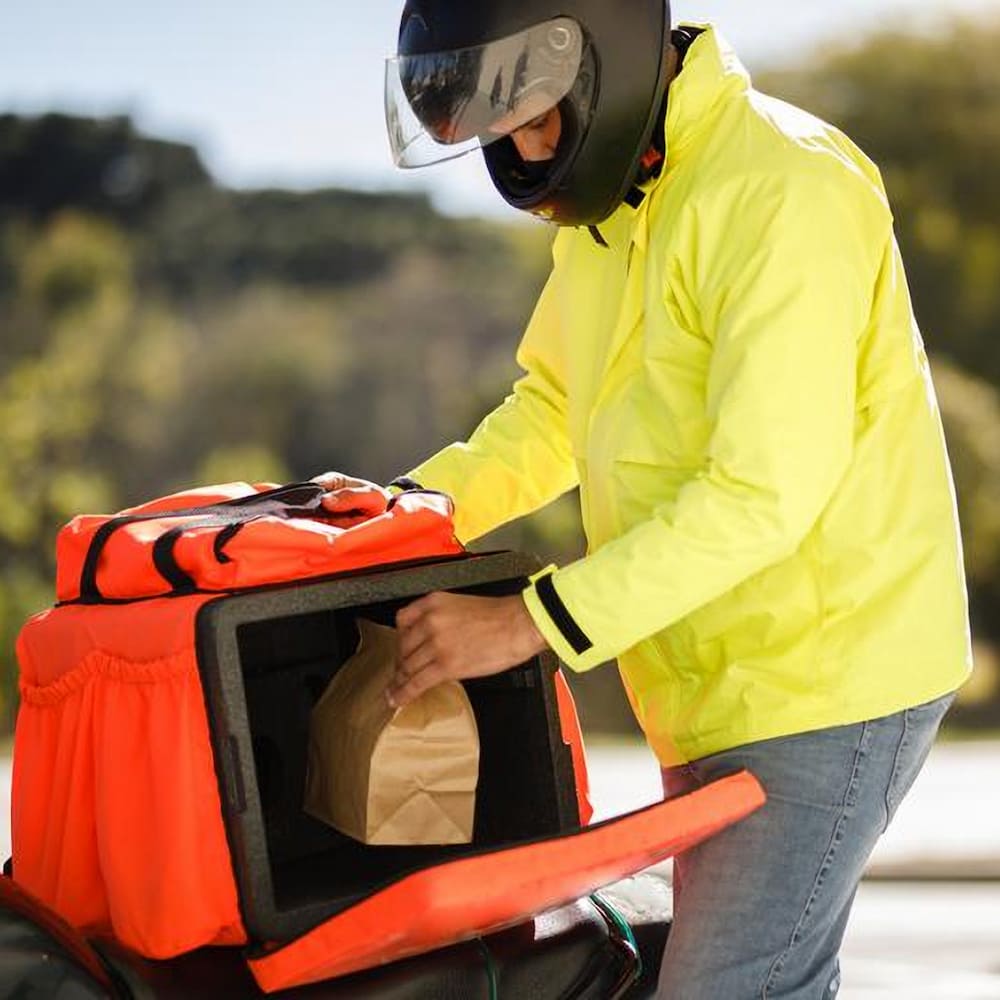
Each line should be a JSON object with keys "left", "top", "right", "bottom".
{"left": 304, "top": 619, "right": 480, "bottom": 845}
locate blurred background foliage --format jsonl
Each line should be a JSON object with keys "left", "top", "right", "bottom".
{"left": 1, "top": 17, "right": 999, "bottom": 734}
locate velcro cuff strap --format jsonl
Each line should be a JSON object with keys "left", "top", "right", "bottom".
{"left": 388, "top": 476, "right": 424, "bottom": 493}
{"left": 534, "top": 572, "right": 593, "bottom": 656}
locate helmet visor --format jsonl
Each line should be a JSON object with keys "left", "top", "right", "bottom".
{"left": 386, "top": 17, "right": 585, "bottom": 169}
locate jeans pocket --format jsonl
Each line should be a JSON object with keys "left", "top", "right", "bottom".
{"left": 691, "top": 723, "right": 874, "bottom": 812}
{"left": 884, "top": 692, "right": 956, "bottom": 828}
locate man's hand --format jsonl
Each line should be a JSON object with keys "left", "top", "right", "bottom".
{"left": 389, "top": 592, "right": 550, "bottom": 708}
{"left": 311, "top": 471, "right": 393, "bottom": 522}
{"left": 311, "top": 471, "right": 384, "bottom": 493}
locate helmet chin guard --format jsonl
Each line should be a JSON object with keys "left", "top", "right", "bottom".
{"left": 391, "top": 0, "right": 672, "bottom": 226}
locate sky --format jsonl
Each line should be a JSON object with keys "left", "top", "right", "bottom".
{"left": 2, "top": 0, "right": 999, "bottom": 217}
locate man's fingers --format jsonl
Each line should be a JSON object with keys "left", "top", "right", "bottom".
{"left": 395, "top": 614, "right": 439, "bottom": 670}
{"left": 392, "top": 611, "right": 455, "bottom": 705}
{"left": 395, "top": 593, "right": 441, "bottom": 629}
{"left": 396, "top": 622, "right": 433, "bottom": 665}
{"left": 385, "top": 593, "right": 547, "bottom": 710}
{"left": 320, "top": 487, "right": 388, "bottom": 516}
{"left": 387, "top": 662, "right": 449, "bottom": 709}
{"left": 311, "top": 471, "right": 355, "bottom": 490}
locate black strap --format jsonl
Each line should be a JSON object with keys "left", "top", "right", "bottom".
{"left": 152, "top": 520, "right": 217, "bottom": 593}
{"left": 672, "top": 25, "right": 704, "bottom": 66}
{"left": 588, "top": 225, "right": 609, "bottom": 248}
{"left": 78, "top": 482, "right": 327, "bottom": 603}
{"left": 388, "top": 476, "right": 424, "bottom": 493}
{"left": 155, "top": 510, "right": 281, "bottom": 591}
{"left": 213, "top": 520, "right": 246, "bottom": 564}
{"left": 386, "top": 487, "right": 452, "bottom": 512}
{"left": 534, "top": 573, "right": 593, "bottom": 656}
{"left": 623, "top": 186, "right": 646, "bottom": 209}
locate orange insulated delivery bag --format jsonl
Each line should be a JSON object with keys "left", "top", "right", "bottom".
{"left": 11, "top": 480, "right": 764, "bottom": 993}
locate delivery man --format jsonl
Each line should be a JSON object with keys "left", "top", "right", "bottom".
{"left": 317, "top": 1, "right": 972, "bottom": 995}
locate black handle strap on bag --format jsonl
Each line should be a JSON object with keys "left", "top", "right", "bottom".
{"left": 78, "top": 482, "right": 329, "bottom": 603}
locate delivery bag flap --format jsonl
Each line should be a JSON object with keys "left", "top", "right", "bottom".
{"left": 54, "top": 480, "right": 462, "bottom": 602}
{"left": 248, "top": 770, "right": 766, "bottom": 993}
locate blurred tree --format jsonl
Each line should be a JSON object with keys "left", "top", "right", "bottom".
{"left": 0, "top": 213, "right": 132, "bottom": 722}
{"left": 931, "top": 360, "right": 1000, "bottom": 724}
{"left": 0, "top": 113, "right": 210, "bottom": 227}
{"left": 933, "top": 360, "right": 1000, "bottom": 591}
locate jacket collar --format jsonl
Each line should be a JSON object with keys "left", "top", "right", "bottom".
{"left": 590, "top": 25, "right": 751, "bottom": 254}
{"left": 663, "top": 25, "right": 751, "bottom": 166}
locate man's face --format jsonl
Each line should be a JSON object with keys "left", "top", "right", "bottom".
{"left": 510, "top": 106, "right": 563, "bottom": 162}
{"left": 488, "top": 104, "right": 563, "bottom": 163}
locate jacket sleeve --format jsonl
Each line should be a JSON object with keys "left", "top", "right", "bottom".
{"left": 407, "top": 256, "right": 578, "bottom": 544}
{"left": 521, "top": 169, "right": 890, "bottom": 671}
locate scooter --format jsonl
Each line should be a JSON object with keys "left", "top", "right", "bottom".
{"left": 0, "top": 867, "right": 673, "bottom": 998}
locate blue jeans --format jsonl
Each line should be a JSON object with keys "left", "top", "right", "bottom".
{"left": 656, "top": 692, "right": 956, "bottom": 999}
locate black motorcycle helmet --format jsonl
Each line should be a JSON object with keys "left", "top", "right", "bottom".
{"left": 386, "top": 0, "right": 672, "bottom": 226}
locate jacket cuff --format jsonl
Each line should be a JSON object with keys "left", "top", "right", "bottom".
{"left": 521, "top": 567, "right": 605, "bottom": 673}
{"left": 388, "top": 476, "right": 424, "bottom": 494}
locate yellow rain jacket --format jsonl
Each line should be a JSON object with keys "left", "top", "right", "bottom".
{"left": 410, "top": 26, "right": 972, "bottom": 763}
